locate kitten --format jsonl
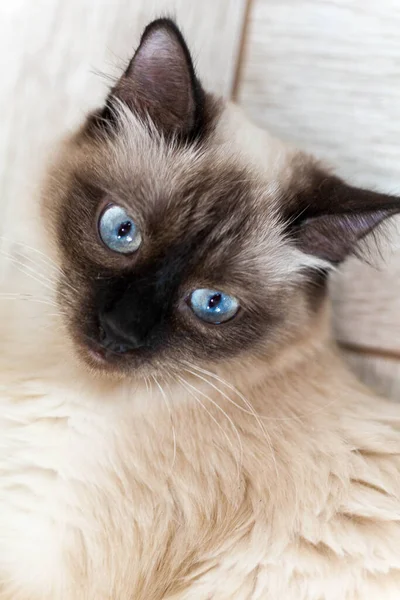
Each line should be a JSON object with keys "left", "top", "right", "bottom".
{"left": 1, "top": 17, "right": 400, "bottom": 600}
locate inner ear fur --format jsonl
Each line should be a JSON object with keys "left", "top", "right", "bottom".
{"left": 285, "top": 169, "right": 400, "bottom": 263}
{"left": 95, "top": 18, "right": 205, "bottom": 140}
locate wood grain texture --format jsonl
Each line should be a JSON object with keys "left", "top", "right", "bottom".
{"left": 0, "top": 0, "right": 246, "bottom": 227}
{"left": 238, "top": 0, "right": 400, "bottom": 190}
{"left": 238, "top": 0, "right": 400, "bottom": 399}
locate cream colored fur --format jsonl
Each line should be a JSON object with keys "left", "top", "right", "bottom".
{"left": 1, "top": 103, "right": 400, "bottom": 600}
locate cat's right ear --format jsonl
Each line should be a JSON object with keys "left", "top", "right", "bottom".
{"left": 92, "top": 18, "right": 205, "bottom": 140}
{"left": 285, "top": 170, "right": 400, "bottom": 264}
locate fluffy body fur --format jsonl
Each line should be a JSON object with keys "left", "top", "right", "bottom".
{"left": 1, "top": 19, "right": 400, "bottom": 600}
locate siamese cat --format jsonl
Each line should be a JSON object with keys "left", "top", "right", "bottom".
{"left": 1, "top": 18, "right": 400, "bottom": 600}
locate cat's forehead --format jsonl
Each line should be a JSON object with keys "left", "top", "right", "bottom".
{"left": 80, "top": 113, "right": 290, "bottom": 261}
{"left": 45, "top": 102, "right": 319, "bottom": 290}
{"left": 75, "top": 102, "right": 301, "bottom": 228}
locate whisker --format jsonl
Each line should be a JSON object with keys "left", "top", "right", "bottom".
{"left": 0, "top": 236, "right": 61, "bottom": 273}
{"left": 14, "top": 250, "right": 62, "bottom": 279}
{"left": 178, "top": 377, "right": 240, "bottom": 477}
{"left": 0, "top": 247, "right": 59, "bottom": 280}
{"left": 0, "top": 251, "right": 58, "bottom": 293}
{"left": 184, "top": 364, "right": 279, "bottom": 480}
{"left": 16, "top": 252, "right": 79, "bottom": 297}
{"left": 1, "top": 244, "right": 83, "bottom": 299}
{"left": 177, "top": 375, "right": 242, "bottom": 480}
{"left": 0, "top": 297, "right": 58, "bottom": 308}
{"left": 13, "top": 250, "right": 79, "bottom": 296}
{"left": 184, "top": 364, "right": 261, "bottom": 417}
{"left": 153, "top": 375, "right": 177, "bottom": 473}
{"left": 185, "top": 363, "right": 307, "bottom": 424}
{"left": 0, "top": 292, "right": 59, "bottom": 308}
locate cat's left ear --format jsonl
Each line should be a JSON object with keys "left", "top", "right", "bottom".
{"left": 286, "top": 172, "right": 400, "bottom": 264}
{"left": 103, "top": 18, "right": 205, "bottom": 138}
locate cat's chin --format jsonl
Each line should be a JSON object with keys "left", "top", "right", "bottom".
{"left": 75, "top": 339, "right": 138, "bottom": 377}
{"left": 85, "top": 345, "right": 109, "bottom": 366}
{"left": 72, "top": 334, "right": 163, "bottom": 380}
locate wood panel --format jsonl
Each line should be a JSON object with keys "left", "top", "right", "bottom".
{"left": 238, "top": 0, "right": 400, "bottom": 399}
{"left": 238, "top": 0, "right": 400, "bottom": 190}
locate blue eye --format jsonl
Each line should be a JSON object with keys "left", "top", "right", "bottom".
{"left": 189, "top": 289, "right": 239, "bottom": 324}
{"left": 98, "top": 204, "right": 141, "bottom": 254}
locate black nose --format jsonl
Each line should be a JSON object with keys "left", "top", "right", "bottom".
{"left": 97, "top": 311, "right": 145, "bottom": 354}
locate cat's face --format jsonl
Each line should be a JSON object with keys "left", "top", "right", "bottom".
{"left": 43, "top": 19, "right": 400, "bottom": 377}
{"left": 46, "top": 109, "right": 310, "bottom": 375}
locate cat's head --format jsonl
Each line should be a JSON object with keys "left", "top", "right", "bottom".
{"left": 43, "top": 19, "right": 400, "bottom": 377}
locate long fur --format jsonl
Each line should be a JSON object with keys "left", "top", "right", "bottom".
{"left": 1, "top": 23, "right": 400, "bottom": 600}
{"left": 1, "top": 281, "right": 400, "bottom": 599}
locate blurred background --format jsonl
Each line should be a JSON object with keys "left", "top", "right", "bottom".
{"left": 1, "top": 0, "right": 399, "bottom": 397}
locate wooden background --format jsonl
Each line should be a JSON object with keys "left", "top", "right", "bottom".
{"left": 1, "top": 0, "right": 399, "bottom": 398}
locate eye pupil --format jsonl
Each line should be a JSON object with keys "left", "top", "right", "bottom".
{"left": 208, "top": 293, "right": 222, "bottom": 309}
{"left": 118, "top": 221, "right": 132, "bottom": 238}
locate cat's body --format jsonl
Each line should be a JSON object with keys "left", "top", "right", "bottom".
{"left": 2, "top": 302, "right": 400, "bottom": 600}
{"left": 1, "top": 18, "right": 400, "bottom": 600}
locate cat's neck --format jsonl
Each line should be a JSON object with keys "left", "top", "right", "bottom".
{"left": 0, "top": 291, "right": 383, "bottom": 527}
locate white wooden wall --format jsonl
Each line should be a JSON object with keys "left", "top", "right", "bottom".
{"left": 1, "top": 0, "right": 399, "bottom": 397}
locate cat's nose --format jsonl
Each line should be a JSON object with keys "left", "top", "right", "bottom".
{"left": 97, "top": 311, "right": 145, "bottom": 354}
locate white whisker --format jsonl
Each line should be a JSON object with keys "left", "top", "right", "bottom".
{"left": 153, "top": 375, "right": 177, "bottom": 473}
{"left": 13, "top": 250, "right": 79, "bottom": 296}
{"left": 185, "top": 364, "right": 260, "bottom": 417}
{"left": 185, "top": 363, "right": 309, "bottom": 424}
{"left": 0, "top": 251, "right": 57, "bottom": 293}
{"left": 1, "top": 243, "right": 83, "bottom": 298}
{"left": 184, "top": 364, "right": 279, "bottom": 480}
{"left": 14, "top": 250, "right": 62, "bottom": 279}
{"left": 0, "top": 292, "right": 59, "bottom": 308}
{"left": 177, "top": 375, "right": 243, "bottom": 480}
{"left": 0, "top": 236, "right": 61, "bottom": 273}
{"left": 0, "top": 248, "right": 58, "bottom": 282}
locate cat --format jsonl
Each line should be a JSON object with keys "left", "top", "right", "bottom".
{"left": 1, "top": 17, "right": 400, "bottom": 600}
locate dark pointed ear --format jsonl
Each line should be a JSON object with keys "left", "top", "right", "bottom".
{"left": 287, "top": 172, "right": 400, "bottom": 263}
{"left": 104, "top": 18, "right": 205, "bottom": 139}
